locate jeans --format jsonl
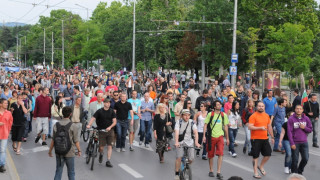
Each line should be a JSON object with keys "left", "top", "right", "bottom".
{"left": 140, "top": 119, "right": 152, "bottom": 145}
{"left": 48, "top": 118, "right": 52, "bottom": 136}
{"left": 228, "top": 128, "right": 238, "bottom": 153}
{"left": 273, "top": 122, "right": 284, "bottom": 150}
{"left": 65, "top": 100, "right": 72, "bottom": 106}
{"left": 197, "top": 132, "right": 207, "bottom": 156}
{"left": 54, "top": 156, "right": 75, "bottom": 180}
{"left": 283, "top": 140, "right": 292, "bottom": 168}
{"left": 243, "top": 125, "right": 251, "bottom": 152}
{"left": 24, "top": 115, "right": 31, "bottom": 138}
{"left": 53, "top": 90, "right": 59, "bottom": 100}
{"left": 291, "top": 142, "right": 309, "bottom": 174}
{"left": 116, "top": 120, "right": 129, "bottom": 148}
{"left": 310, "top": 118, "right": 318, "bottom": 144}
{"left": 0, "top": 139, "right": 8, "bottom": 166}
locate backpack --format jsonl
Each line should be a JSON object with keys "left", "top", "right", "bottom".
{"left": 54, "top": 122, "right": 73, "bottom": 155}
{"left": 179, "top": 120, "right": 195, "bottom": 141}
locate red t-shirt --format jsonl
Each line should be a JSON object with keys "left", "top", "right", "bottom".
{"left": 105, "top": 85, "right": 118, "bottom": 92}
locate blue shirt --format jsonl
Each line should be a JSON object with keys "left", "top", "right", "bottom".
{"left": 272, "top": 106, "right": 286, "bottom": 124}
{"left": 140, "top": 100, "right": 154, "bottom": 121}
{"left": 263, "top": 97, "right": 277, "bottom": 115}
{"left": 128, "top": 98, "right": 141, "bottom": 120}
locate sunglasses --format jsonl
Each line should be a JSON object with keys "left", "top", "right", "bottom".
{"left": 188, "top": 103, "right": 192, "bottom": 104}
{"left": 114, "top": 94, "right": 119, "bottom": 96}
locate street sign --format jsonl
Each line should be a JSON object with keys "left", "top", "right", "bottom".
{"left": 231, "top": 53, "right": 238, "bottom": 63}
{"left": 230, "top": 66, "right": 237, "bottom": 76}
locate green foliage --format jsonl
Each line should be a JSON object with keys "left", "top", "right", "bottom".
{"left": 148, "top": 59, "right": 159, "bottom": 72}
{"left": 136, "top": 61, "right": 145, "bottom": 72}
{"left": 103, "top": 57, "right": 122, "bottom": 71}
{"left": 259, "top": 23, "right": 314, "bottom": 76}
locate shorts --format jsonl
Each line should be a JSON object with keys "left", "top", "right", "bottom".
{"left": 129, "top": 119, "right": 139, "bottom": 133}
{"left": 99, "top": 129, "right": 115, "bottom": 146}
{"left": 207, "top": 136, "right": 224, "bottom": 158}
{"left": 176, "top": 146, "right": 195, "bottom": 161}
{"left": 36, "top": 117, "right": 49, "bottom": 134}
{"left": 251, "top": 139, "right": 272, "bottom": 159}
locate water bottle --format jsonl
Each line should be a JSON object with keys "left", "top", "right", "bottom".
{"left": 180, "top": 157, "right": 185, "bottom": 170}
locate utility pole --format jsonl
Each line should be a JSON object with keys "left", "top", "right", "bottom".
{"left": 132, "top": 1, "right": 136, "bottom": 73}
{"left": 201, "top": 16, "right": 205, "bottom": 91}
{"left": 24, "top": 36, "right": 26, "bottom": 68}
{"left": 51, "top": 31, "right": 54, "bottom": 70}
{"left": 43, "top": 28, "right": 46, "bottom": 66}
{"left": 62, "top": 20, "right": 64, "bottom": 69}
{"left": 16, "top": 35, "right": 18, "bottom": 62}
{"left": 231, "top": 0, "right": 238, "bottom": 88}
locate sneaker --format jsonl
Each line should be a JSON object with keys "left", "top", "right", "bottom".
{"left": 313, "top": 143, "right": 319, "bottom": 148}
{"left": 248, "top": 151, "right": 253, "bottom": 156}
{"left": 130, "top": 146, "right": 134, "bottom": 151}
{"left": 99, "top": 153, "right": 103, "bottom": 163}
{"left": 202, "top": 155, "right": 208, "bottom": 160}
{"left": 174, "top": 175, "right": 180, "bottom": 180}
{"left": 232, "top": 153, "right": 237, "bottom": 158}
{"left": 216, "top": 173, "right": 223, "bottom": 179}
{"left": 0, "top": 166, "right": 6, "bottom": 173}
{"left": 42, "top": 142, "right": 47, "bottom": 146}
{"left": 139, "top": 141, "right": 142, "bottom": 145}
{"left": 145, "top": 144, "right": 150, "bottom": 148}
{"left": 116, "top": 148, "right": 121, "bottom": 152}
{"left": 106, "top": 161, "right": 113, "bottom": 168}
{"left": 284, "top": 167, "right": 290, "bottom": 174}
{"left": 121, "top": 148, "right": 126, "bottom": 152}
{"left": 35, "top": 135, "right": 41, "bottom": 143}
{"left": 243, "top": 147, "right": 247, "bottom": 154}
{"left": 196, "top": 151, "right": 200, "bottom": 157}
{"left": 23, "top": 138, "right": 27, "bottom": 142}
{"left": 208, "top": 172, "right": 214, "bottom": 177}
{"left": 229, "top": 151, "right": 232, "bottom": 155}
{"left": 48, "top": 135, "right": 52, "bottom": 139}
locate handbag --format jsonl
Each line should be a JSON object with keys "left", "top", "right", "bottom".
{"left": 165, "top": 113, "right": 173, "bottom": 133}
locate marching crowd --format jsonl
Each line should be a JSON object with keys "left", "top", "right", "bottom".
{"left": 0, "top": 68, "right": 315, "bottom": 180}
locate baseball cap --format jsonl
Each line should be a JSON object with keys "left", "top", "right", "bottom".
{"left": 180, "top": 109, "right": 191, "bottom": 115}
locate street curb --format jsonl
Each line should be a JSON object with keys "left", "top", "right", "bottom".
{"left": 6, "top": 148, "right": 20, "bottom": 180}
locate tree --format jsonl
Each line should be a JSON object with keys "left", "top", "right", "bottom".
{"left": 176, "top": 32, "right": 200, "bottom": 69}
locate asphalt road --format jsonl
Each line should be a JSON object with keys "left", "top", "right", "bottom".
{"left": 7, "top": 121, "right": 320, "bottom": 180}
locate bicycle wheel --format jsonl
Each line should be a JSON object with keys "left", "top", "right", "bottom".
{"left": 184, "top": 165, "right": 192, "bottom": 180}
{"left": 90, "top": 142, "right": 97, "bottom": 171}
{"left": 82, "top": 122, "right": 90, "bottom": 142}
{"left": 86, "top": 142, "right": 92, "bottom": 164}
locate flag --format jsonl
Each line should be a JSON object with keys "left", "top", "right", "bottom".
{"left": 301, "top": 90, "right": 308, "bottom": 105}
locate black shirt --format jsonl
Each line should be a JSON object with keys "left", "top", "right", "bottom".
{"left": 93, "top": 108, "right": 116, "bottom": 130}
{"left": 114, "top": 101, "right": 132, "bottom": 120}
{"left": 11, "top": 103, "right": 26, "bottom": 126}
{"left": 153, "top": 114, "right": 168, "bottom": 140}
{"left": 161, "top": 81, "right": 168, "bottom": 93}
{"left": 282, "top": 122, "right": 289, "bottom": 140}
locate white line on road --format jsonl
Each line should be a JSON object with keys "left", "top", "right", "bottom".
{"left": 310, "top": 150, "right": 320, "bottom": 157}
{"left": 223, "top": 158, "right": 253, "bottom": 173}
{"left": 21, "top": 146, "right": 49, "bottom": 154}
{"left": 126, "top": 137, "right": 154, "bottom": 152}
{"left": 118, "top": 163, "right": 144, "bottom": 178}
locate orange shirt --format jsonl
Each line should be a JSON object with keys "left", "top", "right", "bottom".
{"left": 0, "top": 110, "right": 13, "bottom": 140}
{"left": 249, "top": 112, "right": 270, "bottom": 140}
{"left": 149, "top": 91, "right": 157, "bottom": 100}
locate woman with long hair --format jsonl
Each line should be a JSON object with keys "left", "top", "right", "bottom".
{"left": 228, "top": 100, "right": 241, "bottom": 157}
{"left": 183, "top": 99, "right": 195, "bottom": 120}
{"left": 51, "top": 96, "right": 65, "bottom": 138}
{"left": 193, "top": 102, "right": 208, "bottom": 159}
{"left": 1, "top": 86, "right": 12, "bottom": 100}
{"left": 153, "top": 103, "right": 171, "bottom": 163}
{"left": 241, "top": 98, "right": 255, "bottom": 155}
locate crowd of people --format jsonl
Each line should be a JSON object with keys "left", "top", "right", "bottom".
{"left": 0, "top": 68, "right": 316, "bottom": 180}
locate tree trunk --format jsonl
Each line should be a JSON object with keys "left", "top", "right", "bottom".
{"left": 219, "top": 65, "right": 224, "bottom": 77}
{"left": 300, "top": 73, "right": 305, "bottom": 92}
{"left": 295, "top": 76, "right": 299, "bottom": 89}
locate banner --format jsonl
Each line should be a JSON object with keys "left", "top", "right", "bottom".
{"left": 5, "top": 67, "right": 20, "bottom": 72}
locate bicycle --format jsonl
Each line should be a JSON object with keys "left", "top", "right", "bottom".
{"left": 85, "top": 127, "right": 106, "bottom": 170}
{"left": 179, "top": 146, "right": 201, "bottom": 180}
{"left": 80, "top": 111, "right": 89, "bottom": 142}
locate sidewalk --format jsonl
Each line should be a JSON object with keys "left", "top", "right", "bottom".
{"left": 0, "top": 149, "right": 20, "bottom": 180}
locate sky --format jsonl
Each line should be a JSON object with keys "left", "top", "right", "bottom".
{"left": 0, "top": 0, "right": 320, "bottom": 25}
{"left": 0, "top": 0, "right": 114, "bottom": 24}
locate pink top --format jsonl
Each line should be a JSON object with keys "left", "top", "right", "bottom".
{"left": 105, "top": 85, "right": 118, "bottom": 92}
{"left": 0, "top": 110, "right": 13, "bottom": 140}
{"left": 224, "top": 102, "right": 232, "bottom": 114}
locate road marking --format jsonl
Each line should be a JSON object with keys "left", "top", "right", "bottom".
{"left": 126, "top": 137, "right": 154, "bottom": 152}
{"left": 309, "top": 150, "right": 320, "bottom": 157}
{"left": 6, "top": 148, "right": 21, "bottom": 180}
{"left": 21, "top": 146, "right": 49, "bottom": 154}
{"left": 118, "top": 163, "right": 143, "bottom": 178}
{"left": 223, "top": 158, "right": 253, "bottom": 172}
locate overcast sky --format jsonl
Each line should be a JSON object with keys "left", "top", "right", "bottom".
{"left": 0, "top": 0, "right": 320, "bottom": 25}
{"left": 0, "top": 0, "right": 114, "bottom": 24}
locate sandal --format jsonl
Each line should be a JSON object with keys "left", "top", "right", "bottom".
{"left": 258, "top": 166, "right": 266, "bottom": 176}
{"left": 12, "top": 144, "right": 17, "bottom": 152}
{"left": 253, "top": 174, "right": 262, "bottom": 179}
{"left": 16, "top": 150, "right": 21, "bottom": 155}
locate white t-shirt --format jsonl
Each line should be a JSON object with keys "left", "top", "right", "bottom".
{"left": 181, "top": 74, "right": 186, "bottom": 81}
{"left": 175, "top": 119, "right": 197, "bottom": 147}
{"left": 197, "top": 113, "right": 206, "bottom": 133}
{"left": 228, "top": 112, "right": 241, "bottom": 129}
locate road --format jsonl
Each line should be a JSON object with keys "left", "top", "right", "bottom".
{"left": 5, "top": 121, "right": 320, "bottom": 180}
